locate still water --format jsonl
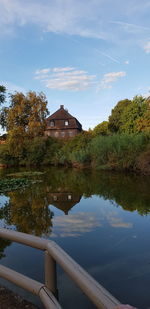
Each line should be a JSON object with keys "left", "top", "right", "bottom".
{"left": 0, "top": 167, "right": 150, "bottom": 309}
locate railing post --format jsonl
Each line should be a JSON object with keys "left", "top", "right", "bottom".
{"left": 45, "top": 250, "right": 57, "bottom": 297}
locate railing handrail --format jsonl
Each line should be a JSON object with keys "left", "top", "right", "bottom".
{"left": 0, "top": 227, "right": 121, "bottom": 309}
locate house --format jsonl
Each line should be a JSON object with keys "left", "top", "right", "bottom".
{"left": 45, "top": 105, "right": 82, "bottom": 138}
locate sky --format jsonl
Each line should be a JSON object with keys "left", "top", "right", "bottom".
{"left": 0, "top": 0, "right": 150, "bottom": 130}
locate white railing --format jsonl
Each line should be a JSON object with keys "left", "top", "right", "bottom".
{"left": 0, "top": 228, "right": 121, "bottom": 309}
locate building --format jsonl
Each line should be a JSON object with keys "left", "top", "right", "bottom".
{"left": 45, "top": 105, "right": 82, "bottom": 139}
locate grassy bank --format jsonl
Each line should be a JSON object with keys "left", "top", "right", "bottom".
{"left": 0, "top": 132, "right": 150, "bottom": 175}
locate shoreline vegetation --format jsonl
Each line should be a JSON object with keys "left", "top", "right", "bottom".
{"left": 0, "top": 132, "right": 150, "bottom": 175}
{"left": 0, "top": 86, "right": 150, "bottom": 175}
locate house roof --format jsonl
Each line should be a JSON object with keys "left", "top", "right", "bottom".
{"left": 47, "top": 105, "right": 75, "bottom": 120}
{"left": 46, "top": 105, "right": 82, "bottom": 130}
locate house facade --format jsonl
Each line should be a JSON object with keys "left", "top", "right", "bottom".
{"left": 45, "top": 105, "right": 82, "bottom": 139}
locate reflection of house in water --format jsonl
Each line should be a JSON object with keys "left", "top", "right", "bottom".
{"left": 48, "top": 192, "right": 82, "bottom": 215}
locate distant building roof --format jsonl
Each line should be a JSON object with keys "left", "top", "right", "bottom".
{"left": 47, "top": 105, "right": 75, "bottom": 120}
{"left": 46, "top": 105, "right": 82, "bottom": 130}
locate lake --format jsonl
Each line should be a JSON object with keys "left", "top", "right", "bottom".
{"left": 0, "top": 167, "right": 150, "bottom": 309}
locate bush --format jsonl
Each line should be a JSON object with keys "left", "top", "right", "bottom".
{"left": 90, "top": 133, "right": 150, "bottom": 171}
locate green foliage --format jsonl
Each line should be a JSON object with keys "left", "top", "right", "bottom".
{"left": 92, "top": 121, "right": 110, "bottom": 136}
{"left": 108, "top": 95, "right": 150, "bottom": 134}
{"left": 7, "top": 171, "right": 45, "bottom": 177}
{"left": 119, "top": 96, "right": 147, "bottom": 133}
{"left": 0, "top": 143, "right": 18, "bottom": 165}
{"left": 90, "top": 133, "right": 150, "bottom": 170}
{"left": 24, "top": 137, "right": 47, "bottom": 165}
{"left": 43, "top": 137, "right": 63, "bottom": 165}
{"left": 60, "top": 131, "right": 92, "bottom": 166}
{"left": 0, "top": 90, "right": 49, "bottom": 159}
{"left": 0, "top": 85, "right": 149, "bottom": 175}
{"left": 0, "top": 178, "right": 38, "bottom": 193}
{"left": 0, "top": 85, "right": 6, "bottom": 105}
{"left": 7, "top": 91, "right": 49, "bottom": 135}
{"left": 0, "top": 85, "right": 7, "bottom": 129}
{"left": 108, "top": 99, "right": 131, "bottom": 132}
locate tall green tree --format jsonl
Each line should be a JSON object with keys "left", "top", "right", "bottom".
{"left": 92, "top": 121, "right": 110, "bottom": 136}
{"left": 108, "top": 99, "right": 131, "bottom": 133}
{"left": 0, "top": 85, "right": 6, "bottom": 105}
{"left": 135, "top": 97, "right": 150, "bottom": 133}
{"left": 0, "top": 85, "right": 7, "bottom": 130}
{"left": 120, "top": 96, "right": 147, "bottom": 133}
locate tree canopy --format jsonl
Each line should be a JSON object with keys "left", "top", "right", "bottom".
{"left": 0, "top": 85, "right": 6, "bottom": 105}
{"left": 0, "top": 87, "right": 49, "bottom": 158}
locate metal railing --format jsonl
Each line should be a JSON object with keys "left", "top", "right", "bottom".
{"left": 0, "top": 228, "right": 121, "bottom": 309}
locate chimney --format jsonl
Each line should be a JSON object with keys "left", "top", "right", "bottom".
{"left": 60, "top": 105, "right": 64, "bottom": 109}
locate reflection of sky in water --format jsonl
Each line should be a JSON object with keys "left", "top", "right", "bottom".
{"left": 0, "top": 172, "right": 150, "bottom": 309}
{"left": 50, "top": 196, "right": 133, "bottom": 238}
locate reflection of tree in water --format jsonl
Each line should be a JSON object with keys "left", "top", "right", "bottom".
{"left": 43, "top": 168, "right": 150, "bottom": 215}
{"left": 0, "top": 187, "right": 54, "bottom": 236}
{"left": 0, "top": 168, "right": 150, "bottom": 236}
{"left": 0, "top": 238, "right": 11, "bottom": 259}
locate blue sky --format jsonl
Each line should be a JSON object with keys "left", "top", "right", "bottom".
{"left": 1, "top": 0, "right": 150, "bottom": 130}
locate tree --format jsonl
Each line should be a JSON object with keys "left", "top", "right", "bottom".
{"left": 108, "top": 99, "right": 131, "bottom": 133}
{"left": 0, "top": 85, "right": 7, "bottom": 130}
{"left": 119, "top": 96, "right": 147, "bottom": 133}
{"left": 0, "top": 85, "right": 6, "bottom": 105}
{"left": 5, "top": 91, "right": 49, "bottom": 158}
{"left": 92, "top": 121, "right": 110, "bottom": 136}
{"left": 135, "top": 97, "right": 150, "bottom": 133}
{"left": 7, "top": 91, "right": 49, "bottom": 136}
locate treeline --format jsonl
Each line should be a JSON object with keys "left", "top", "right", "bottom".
{"left": 0, "top": 86, "right": 150, "bottom": 174}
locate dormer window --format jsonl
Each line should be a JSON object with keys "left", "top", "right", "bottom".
{"left": 50, "top": 121, "right": 55, "bottom": 127}
{"left": 65, "top": 120, "right": 69, "bottom": 126}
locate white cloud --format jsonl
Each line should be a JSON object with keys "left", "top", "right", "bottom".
{"left": 35, "top": 68, "right": 50, "bottom": 75}
{"left": 35, "top": 67, "right": 96, "bottom": 91}
{"left": 51, "top": 212, "right": 101, "bottom": 237}
{"left": 110, "top": 21, "right": 150, "bottom": 33}
{"left": 0, "top": 0, "right": 149, "bottom": 41}
{"left": 124, "top": 60, "right": 129, "bottom": 64}
{"left": 143, "top": 41, "right": 150, "bottom": 53}
{"left": 100, "top": 71, "right": 126, "bottom": 89}
{"left": 0, "top": 0, "right": 105, "bottom": 39}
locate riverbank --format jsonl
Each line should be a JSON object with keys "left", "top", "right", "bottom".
{"left": 0, "top": 286, "right": 38, "bottom": 309}
{"left": 0, "top": 133, "right": 150, "bottom": 175}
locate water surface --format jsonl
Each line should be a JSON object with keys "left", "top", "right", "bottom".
{"left": 0, "top": 167, "right": 150, "bottom": 309}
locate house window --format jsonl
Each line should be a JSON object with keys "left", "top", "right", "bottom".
{"left": 55, "top": 132, "right": 59, "bottom": 137}
{"left": 65, "top": 120, "right": 69, "bottom": 126}
{"left": 69, "top": 131, "right": 73, "bottom": 137}
{"left": 68, "top": 194, "right": 72, "bottom": 200}
{"left": 61, "top": 131, "right": 65, "bottom": 137}
{"left": 50, "top": 121, "right": 55, "bottom": 127}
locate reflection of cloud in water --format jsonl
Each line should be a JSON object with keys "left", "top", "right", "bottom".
{"left": 106, "top": 211, "right": 133, "bottom": 228}
{"left": 51, "top": 212, "right": 101, "bottom": 238}
{"left": 51, "top": 209, "right": 133, "bottom": 238}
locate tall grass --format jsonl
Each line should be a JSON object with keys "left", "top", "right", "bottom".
{"left": 90, "top": 133, "right": 150, "bottom": 170}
